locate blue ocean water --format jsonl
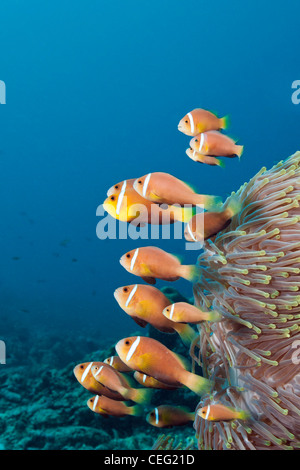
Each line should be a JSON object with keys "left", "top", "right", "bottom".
{"left": 0, "top": 0, "right": 299, "bottom": 343}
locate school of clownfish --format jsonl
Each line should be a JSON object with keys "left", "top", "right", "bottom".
{"left": 73, "top": 108, "right": 250, "bottom": 429}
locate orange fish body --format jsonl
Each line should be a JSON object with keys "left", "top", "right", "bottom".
{"left": 184, "top": 196, "right": 241, "bottom": 243}
{"left": 119, "top": 246, "right": 199, "bottom": 284}
{"left": 91, "top": 363, "right": 151, "bottom": 404}
{"left": 190, "top": 131, "right": 243, "bottom": 158}
{"left": 87, "top": 395, "right": 142, "bottom": 417}
{"left": 163, "top": 302, "right": 222, "bottom": 324}
{"left": 104, "top": 355, "right": 132, "bottom": 372}
{"left": 115, "top": 336, "right": 210, "bottom": 395}
{"left": 146, "top": 405, "right": 195, "bottom": 427}
{"left": 133, "top": 371, "right": 181, "bottom": 390}
{"left": 73, "top": 362, "right": 124, "bottom": 400}
{"left": 107, "top": 179, "right": 136, "bottom": 197}
{"left": 186, "top": 147, "right": 224, "bottom": 167}
{"left": 178, "top": 108, "right": 228, "bottom": 136}
{"left": 103, "top": 187, "right": 193, "bottom": 225}
{"left": 133, "top": 172, "right": 220, "bottom": 209}
{"left": 198, "top": 403, "right": 250, "bottom": 422}
{"left": 114, "top": 284, "right": 197, "bottom": 345}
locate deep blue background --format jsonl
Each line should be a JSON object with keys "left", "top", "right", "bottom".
{"left": 0, "top": 1, "right": 299, "bottom": 340}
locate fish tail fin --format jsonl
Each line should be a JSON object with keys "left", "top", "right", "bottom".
{"left": 237, "top": 410, "right": 251, "bottom": 421}
{"left": 208, "top": 310, "right": 223, "bottom": 322}
{"left": 174, "top": 323, "right": 198, "bottom": 347}
{"left": 129, "top": 404, "right": 143, "bottom": 416}
{"left": 169, "top": 205, "right": 197, "bottom": 223}
{"left": 220, "top": 114, "right": 230, "bottom": 129}
{"left": 216, "top": 158, "right": 225, "bottom": 168}
{"left": 178, "top": 265, "right": 201, "bottom": 283}
{"left": 183, "top": 371, "right": 211, "bottom": 396}
{"left": 223, "top": 194, "right": 242, "bottom": 219}
{"left": 202, "top": 195, "right": 223, "bottom": 211}
{"left": 235, "top": 145, "right": 244, "bottom": 159}
{"left": 126, "top": 387, "right": 153, "bottom": 405}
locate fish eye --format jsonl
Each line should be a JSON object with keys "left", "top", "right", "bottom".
{"left": 80, "top": 365, "right": 84, "bottom": 369}
{"left": 125, "top": 340, "right": 130, "bottom": 345}
{"left": 123, "top": 287, "right": 128, "bottom": 292}
{"left": 126, "top": 253, "right": 131, "bottom": 258}
{"left": 94, "top": 366, "right": 98, "bottom": 370}
{"left": 150, "top": 412, "right": 155, "bottom": 417}
{"left": 110, "top": 196, "right": 115, "bottom": 201}
{"left": 166, "top": 308, "right": 169, "bottom": 312}
{"left": 185, "top": 120, "right": 188, "bottom": 123}
{"left": 115, "top": 185, "right": 119, "bottom": 189}
{"left": 195, "top": 139, "right": 198, "bottom": 142}
{"left": 90, "top": 399, "right": 94, "bottom": 403}
{"left": 138, "top": 180, "right": 142, "bottom": 184}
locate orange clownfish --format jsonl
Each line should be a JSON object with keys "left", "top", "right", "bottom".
{"left": 73, "top": 362, "right": 124, "bottom": 400}
{"left": 186, "top": 147, "right": 225, "bottom": 167}
{"left": 87, "top": 395, "right": 142, "bottom": 417}
{"left": 91, "top": 363, "right": 152, "bottom": 404}
{"left": 114, "top": 284, "right": 197, "bottom": 346}
{"left": 107, "top": 178, "right": 136, "bottom": 197}
{"left": 178, "top": 108, "right": 229, "bottom": 136}
{"left": 163, "top": 302, "right": 222, "bottom": 324}
{"left": 115, "top": 336, "right": 211, "bottom": 395}
{"left": 184, "top": 195, "right": 241, "bottom": 243}
{"left": 190, "top": 131, "right": 243, "bottom": 158}
{"left": 103, "top": 185, "right": 195, "bottom": 225}
{"left": 198, "top": 403, "right": 250, "bottom": 422}
{"left": 146, "top": 405, "right": 195, "bottom": 428}
{"left": 133, "top": 172, "right": 221, "bottom": 210}
{"left": 133, "top": 371, "right": 181, "bottom": 390}
{"left": 103, "top": 355, "right": 132, "bottom": 372}
{"left": 119, "top": 246, "right": 200, "bottom": 285}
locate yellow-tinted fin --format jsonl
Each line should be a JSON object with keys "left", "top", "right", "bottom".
{"left": 174, "top": 323, "right": 198, "bottom": 347}
{"left": 220, "top": 114, "right": 230, "bottom": 129}
{"left": 170, "top": 351, "right": 191, "bottom": 371}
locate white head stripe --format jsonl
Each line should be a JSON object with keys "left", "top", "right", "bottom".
{"left": 170, "top": 303, "right": 175, "bottom": 320}
{"left": 155, "top": 407, "right": 159, "bottom": 424}
{"left": 205, "top": 404, "right": 211, "bottom": 420}
{"left": 187, "top": 112, "right": 194, "bottom": 134}
{"left": 116, "top": 180, "right": 127, "bottom": 215}
{"left": 130, "top": 248, "right": 139, "bottom": 271}
{"left": 126, "top": 336, "right": 140, "bottom": 362}
{"left": 81, "top": 362, "right": 93, "bottom": 383}
{"left": 143, "top": 374, "right": 147, "bottom": 383}
{"left": 142, "top": 173, "right": 151, "bottom": 198}
{"left": 93, "top": 395, "right": 99, "bottom": 411}
{"left": 199, "top": 133, "right": 205, "bottom": 153}
{"left": 193, "top": 150, "right": 196, "bottom": 159}
{"left": 110, "top": 357, "right": 113, "bottom": 366}
{"left": 125, "top": 284, "right": 138, "bottom": 307}
{"left": 95, "top": 365, "right": 104, "bottom": 377}
{"left": 187, "top": 222, "right": 197, "bottom": 242}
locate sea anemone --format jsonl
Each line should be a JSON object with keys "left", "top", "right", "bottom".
{"left": 191, "top": 151, "right": 300, "bottom": 450}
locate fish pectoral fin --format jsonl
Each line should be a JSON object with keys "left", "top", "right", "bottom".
{"left": 138, "top": 353, "right": 151, "bottom": 370}
{"left": 141, "top": 276, "right": 156, "bottom": 285}
{"left": 132, "top": 316, "right": 148, "bottom": 328}
{"left": 149, "top": 191, "right": 161, "bottom": 201}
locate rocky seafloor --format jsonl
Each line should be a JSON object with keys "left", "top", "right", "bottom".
{"left": 0, "top": 291, "right": 198, "bottom": 450}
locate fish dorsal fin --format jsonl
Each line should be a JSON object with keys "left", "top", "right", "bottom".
{"left": 183, "top": 181, "right": 197, "bottom": 193}
{"left": 171, "top": 253, "right": 184, "bottom": 264}
{"left": 171, "top": 351, "right": 191, "bottom": 371}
